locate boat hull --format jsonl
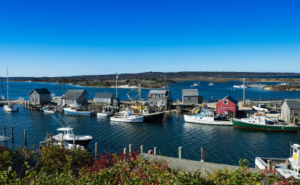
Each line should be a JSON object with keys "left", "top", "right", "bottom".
{"left": 65, "top": 139, "right": 91, "bottom": 146}
{"left": 184, "top": 115, "right": 232, "bottom": 126}
{"left": 143, "top": 112, "right": 164, "bottom": 122}
{"left": 110, "top": 116, "right": 144, "bottom": 123}
{"left": 231, "top": 119, "right": 298, "bottom": 131}
{"left": 97, "top": 112, "right": 113, "bottom": 117}
{"left": 64, "top": 109, "right": 96, "bottom": 116}
{"left": 4, "top": 106, "right": 18, "bottom": 112}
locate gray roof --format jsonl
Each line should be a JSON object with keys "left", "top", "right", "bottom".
{"left": 94, "top": 93, "right": 115, "bottom": 99}
{"left": 284, "top": 99, "right": 300, "bottom": 109}
{"left": 61, "top": 90, "right": 87, "bottom": 100}
{"left": 219, "top": 95, "right": 238, "bottom": 105}
{"left": 29, "top": 88, "right": 51, "bottom": 95}
{"left": 182, "top": 89, "right": 199, "bottom": 96}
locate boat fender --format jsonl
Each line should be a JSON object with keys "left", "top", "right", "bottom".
{"left": 148, "top": 150, "right": 153, "bottom": 154}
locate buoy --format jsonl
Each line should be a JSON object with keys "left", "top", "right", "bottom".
{"left": 148, "top": 150, "right": 153, "bottom": 154}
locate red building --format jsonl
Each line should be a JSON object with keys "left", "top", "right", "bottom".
{"left": 216, "top": 95, "right": 238, "bottom": 116}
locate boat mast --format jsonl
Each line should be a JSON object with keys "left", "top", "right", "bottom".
{"left": 6, "top": 68, "right": 9, "bottom": 105}
{"left": 116, "top": 73, "right": 118, "bottom": 98}
{"left": 62, "top": 77, "right": 64, "bottom": 95}
{"left": 243, "top": 77, "right": 245, "bottom": 105}
{"left": 1, "top": 78, "right": 5, "bottom": 100}
{"left": 139, "top": 84, "right": 141, "bottom": 111}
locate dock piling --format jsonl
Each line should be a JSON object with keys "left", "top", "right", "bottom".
{"left": 267, "top": 160, "right": 271, "bottom": 170}
{"left": 179, "top": 147, "right": 182, "bottom": 159}
{"left": 124, "top": 148, "right": 127, "bottom": 155}
{"left": 24, "top": 130, "right": 26, "bottom": 144}
{"left": 3, "top": 125, "right": 6, "bottom": 138}
{"left": 154, "top": 147, "right": 157, "bottom": 155}
{"left": 40, "top": 142, "right": 42, "bottom": 150}
{"left": 95, "top": 142, "right": 97, "bottom": 157}
{"left": 11, "top": 127, "right": 13, "bottom": 141}
{"left": 33, "top": 145, "right": 35, "bottom": 151}
{"left": 140, "top": 145, "right": 143, "bottom": 154}
{"left": 73, "top": 135, "right": 75, "bottom": 145}
{"left": 129, "top": 144, "right": 132, "bottom": 154}
{"left": 201, "top": 147, "right": 205, "bottom": 162}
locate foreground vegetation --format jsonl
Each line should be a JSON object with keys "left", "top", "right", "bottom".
{"left": 0, "top": 144, "right": 297, "bottom": 184}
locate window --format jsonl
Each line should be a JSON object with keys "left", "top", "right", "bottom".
{"left": 161, "top": 101, "right": 165, "bottom": 105}
{"left": 150, "top": 101, "right": 153, "bottom": 104}
{"left": 294, "top": 111, "right": 298, "bottom": 117}
{"left": 187, "top": 97, "right": 191, "bottom": 101}
{"left": 223, "top": 100, "right": 228, "bottom": 105}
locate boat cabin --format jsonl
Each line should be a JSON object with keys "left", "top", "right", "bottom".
{"left": 56, "top": 127, "right": 74, "bottom": 139}
{"left": 241, "top": 113, "right": 266, "bottom": 125}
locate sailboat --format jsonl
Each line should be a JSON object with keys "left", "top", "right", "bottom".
{"left": 4, "top": 69, "right": 18, "bottom": 112}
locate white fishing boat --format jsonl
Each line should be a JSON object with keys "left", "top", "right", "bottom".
{"left": 64, "top": 104, "right": 96, "bottom": 116}
{"left": 4, "top": 69, "right": 18, "bottom": 112}
{"left": 52, "top": 127, "right": 92, "bottom": 146}
{"left": 110, "top": 110, "right": 144, "bottom": 123}
{"left": 97, "top": 106, "right": 114, "bottom": 117}
{"left": 255, "top": 143, "right": 300, "bottom": 180}
{"left": 184, "top": 109, "right": 232, "bottom": 126}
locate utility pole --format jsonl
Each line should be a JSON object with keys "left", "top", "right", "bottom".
{"left": 62, "top": 78, "right": 64, "bottom": 95}
{"left": 243, "top": 77, "right": 245, "bottom": 105}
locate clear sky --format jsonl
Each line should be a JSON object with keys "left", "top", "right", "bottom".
{"left": 0, "top": 0, "right": 299, "bottom": 77}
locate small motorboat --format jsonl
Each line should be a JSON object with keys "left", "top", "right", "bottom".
{"left": 52, "top": 127, "right": 92, "bottom": 146}
{"left": 64, "top": 104, "right": 96, "bottom": 116}
{"left": 208, "top": 83, "right": 214, "bottom": 86}
{"left": 43, "top": 106, "right": 57, "bottom": 113}
{"left": 110, "top": 110, "right": 144, "bottom": 123}
{"left": 97, "top": 106, "right": 114, "bottom": 117}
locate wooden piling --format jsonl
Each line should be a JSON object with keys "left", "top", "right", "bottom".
{"left": 40, "top": 142, "right": 42, "bottom": 150}
{"left": 95, "top": 142, "right": 97, "bottom": 157}
{"left": 154, "top": 147, "right": 157, "bottom": 155}
{"left": 178, "top": 147, "right": 182, "bottom": 159}
{"left": 73, "top": 135, "right": 75, "bottom": 145}
{"left": 50, "top": 133, "right": 53, "bottom": 146}
{"left": 3, "top": 125, "right": 5, "bottom": 138}
{"left": 33, "top": 145, "right": 35, "bottom": 151}
{"left": 129, "top": 144, "right": 132, "bottom": 154}
{"left": 11, "top": 127, "right": 13, "bottom": 141}
{"left": 24, "top": 130, "right": 27, "bottom": 144}
{"left": 124, "top": 148, "right": 127, "bottom": 155}
{"left": 140, "top": 145, "right": 143, "bottom": 154}
{"left": 201, "top": 147, "right": 205, "bottom": 162}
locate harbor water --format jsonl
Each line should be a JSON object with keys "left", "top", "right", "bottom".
{"left": 1, "top": 81, "right": 300, "bottom": 167}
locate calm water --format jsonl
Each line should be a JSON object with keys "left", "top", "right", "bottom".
{"left": 1, "top": 81, "right": 300, "bottom": 167}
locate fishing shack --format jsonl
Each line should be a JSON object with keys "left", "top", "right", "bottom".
{"left": 147, "top": 90, "right": 173, "bottom": 110}
{"left": 94, "top": 93, "right": 116, "bottom": 105}
{"left": 28, "top": 88, "right": 51, "bottom": 105}
{"left": 181, "top": 89, "right": 203, "bottom": 104}
{"left": 281, "top": 99, "right": 300, "bottom": 123}
{"left": 216, "top": 95, "right": 238, "bottom": 117}
{"left": 60, "top": 90, "right": 88, "bottom": 106}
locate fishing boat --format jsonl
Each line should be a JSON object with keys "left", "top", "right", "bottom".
{"left": 4, "top": 69, "right": 18, "bottom": 112}
{"left": 141, "top": 106, "right": 164, "bottom": 122}
{"left": 97, "top": 106, "right": 114, "bottom": 117}
{"left": 255, "top": 143, "right": 300, "bottom": 180}
{"left": 52, "top": 127, "right": 92, "bottom": 146}
{"left": 64, "top": 104, "right": 96, "bottom": 116}
{"left": 184, "top": 109, "right": 232, "bottom": 126}
{"left": 43, "top": 106, "right": 57, "bottom": 113}
{"left": 110, "top": 110, "right": 144, "bottom": 122}
{"left": 231, "top": 113, "right": 298, "bottom": 131}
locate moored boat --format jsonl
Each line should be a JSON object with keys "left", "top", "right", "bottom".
{"left": 64, "top": 104, "right": 96, "bottom": 116}
{"left": 52, "top": 127, "right": 92, "bottom": 146}
{"left": 43, "top": 106, "right": 57, "bottom": 113}
{"left": 4, "top": 69, "right": 18, "bottom": 112}
{"left": 184, "top": 109, "right": 232, "bottom": 126}
{"left": 110, "top": 110, "right": 144, "bottom": 123}
{"left": 141, "top": 107, "right": 164, "bottom": 122}
{"left": 97, "top": 106, "right": 114, "bottom": 117}
{"left": 231, "top": 113, "right": 298, "bottom": 131}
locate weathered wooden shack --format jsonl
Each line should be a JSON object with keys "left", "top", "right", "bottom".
{"left": 61, "top": 90, "right": 88, "bottom": 106}
{"left": 182, "top": 89, "right": 203, "bottom": 104}
{"left": 147, "top": 90, "right": 173, "bottom": 110}
{"left": 216, "top": 95, "right": 238, "bottom": 116}
{"left": 94, "top": 93, "right": 115, "bottom": 104}
{"left": 281, "top": 99, "right": 300, "bottom": 123}
{"left": 28, "top": 88, "right": 51, "bottom": 105}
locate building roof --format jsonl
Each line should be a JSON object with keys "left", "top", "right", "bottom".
{"left": 182, "top": 89, "right": 199, "bottom": 96}
{"left": 94, "top": 93, "right": 115, "bottom": 99}
{"left": 284, "top": 99, "right": 300, "bottom": 110}
{"left": 218, "top": 95, "right": 238, "bottom": 105}
{"left": 61, "top": 90, "right": 88, "bottom": 100}
{"left": 29, "top": 88, "right": 51, "bottom": 95}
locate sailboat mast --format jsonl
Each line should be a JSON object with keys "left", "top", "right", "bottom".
{"left": 6, "top": 68, "right": 9, "bottom": 105}
{"left": 139, "top": 84, "right": 141, "bottom": 111}
{"left": 1, "top": 78, "right": 5, "bottom": 99}
{"left": 116, "top": 73, "right": 118, "bottom": 98}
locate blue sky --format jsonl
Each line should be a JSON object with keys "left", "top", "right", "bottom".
{"left": 0, "top": 0, "right": 299, "bottom": 77}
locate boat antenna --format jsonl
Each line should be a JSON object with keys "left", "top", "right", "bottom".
{"left": 6, "top": 68, "right": 9, "bottom": 105}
